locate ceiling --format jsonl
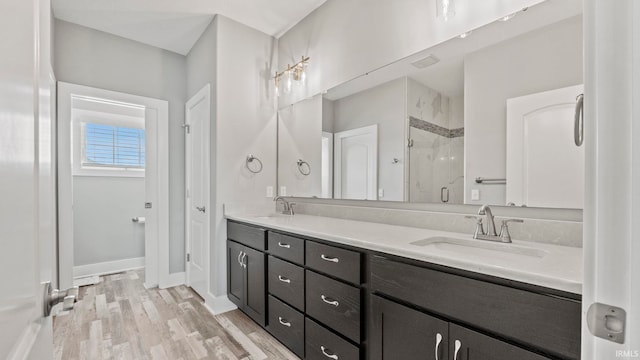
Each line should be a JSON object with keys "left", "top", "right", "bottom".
{"left": 52, "top": 0, "right": 327, "bottom": 55}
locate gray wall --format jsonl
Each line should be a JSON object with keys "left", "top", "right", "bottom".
{"left": 464, "top": 15, "right": 583, "bottom": 205}
{"left": 277, "top": 0, "right": 545, "bottom": 108}
{"left": 73, "top": 177, "right": 145, "bottom": 265}
{"left": 54, "top": 19, "right": 188, "bottom": 273}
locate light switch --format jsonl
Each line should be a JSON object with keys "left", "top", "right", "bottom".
{"left": 471, "top": 189, "right": 480, "bottom": 201}
{"left": 280, "top": 186, "right": 287, "bottom": 196}
{"left": 266, "top": 186, "right": 273, "bottom": 197}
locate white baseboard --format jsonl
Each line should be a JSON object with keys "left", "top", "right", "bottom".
{"left": 73, "top": 257, "right": 145, "bottom": 278}
{"left": 159, "top": 272, "right": 185, "bottom": 289}
{"left": 202, "top": 293, "right": 237, "bottom": 315}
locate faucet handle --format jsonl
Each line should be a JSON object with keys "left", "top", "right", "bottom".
{"left": 288, "top": 203, "right": 296, "bottom": 216}
{"left": 465, "top": 216, "right": 484, "bottom": 238}
{"left": 499, "top": 219, "right": 524, "bottom": 243}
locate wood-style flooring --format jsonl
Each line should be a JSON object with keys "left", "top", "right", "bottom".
{"left": 53, "top": 269, "right": 299, "bottom": 360}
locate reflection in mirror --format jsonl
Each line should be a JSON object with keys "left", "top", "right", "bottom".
{"left": 277, "top": 0, "right": 583, "bottom": 209}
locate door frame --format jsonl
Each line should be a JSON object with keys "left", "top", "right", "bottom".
{"left": 334, "top": 124, "right": 378, "bottom": 200}
{"left": 184, "top": 84, "right": 211, "bottom": 296}
{"left": 57, "top": 82, "right": 170, "bottom": 289}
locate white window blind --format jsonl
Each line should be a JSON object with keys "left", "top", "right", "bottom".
{"left": 82, "top": 122, "right": 145, "bottom": 169}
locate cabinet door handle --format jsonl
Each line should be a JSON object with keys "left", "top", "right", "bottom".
{"left": 321, "top": 295, "right": 339, "bottom": 307}
{"left": 453, "top": 340, "right": 462, "bottom": 360}
{"left": 278, "top": 242, "right": 291, "bottom": 248}
{"left": 320, "top": 346, "right": 338, "bottom": 360}
{"left": 278, "top": 275, "right": 291, "bottom": 284}
{"left": 278, "top": 317, "right": 291, "bottom": 327}
{"left": 241, "top": 253, "right": 247, "bottom": 268}
{"left": 237, "top": 251, "right": 243, "bottom": 267}
{"left": 321, "top": 254, "right": 339, "bottom": 263}
{"left": 435, "top": 333, "right": 442, "bottom": 360}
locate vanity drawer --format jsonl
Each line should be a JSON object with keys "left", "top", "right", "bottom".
{"left": 227, "top": 221, "right": 266, "bottom": 251}
{"left": 306, "top": 241, "right": 361, "bottom": 285}
{"left": 306, "top": 270, "right": 361, "bottom": 343}
{"left": 268, "top": 255, "right": 305, "bottom": 311}
{"left": 267, "top": 295, "right": 304, "bottom": 358}
{"left": 268, "top": 232, "right": 304, "bottom": 265}
{"left": 305, "top": 318, "right": 359, "bottom": 360}
{"left": 370, "top": 255, "right": 581, "bottom": 360}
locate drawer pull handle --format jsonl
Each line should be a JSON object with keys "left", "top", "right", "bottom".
{"left": 278, "top": 275, "right": 291, "bottom": 284}
{"left": 453, "top": 340, "right": 462, "bottom": 360}
{"left": 435, "top": 333, "right": 442, "bottom": 360}
{"left": 278, "top": 242, "right": 291, "bottom": 248}
{"left": 237, "top": 251, "right": 244, "bottom": 267}
{"left": 320, "top": 346, "right": 338, "bottom": 360}
{"left": 321, "top": 295, "right": 339, "bottom": 307}
{"left": 278, "top": 317, "right": 291, "bottom": 327}
{"left": 321, "top": 254, "right": 339, "bottom": 263}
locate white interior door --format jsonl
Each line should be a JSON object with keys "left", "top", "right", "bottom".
{"left": 334, "top": 125, "right": 378, "bottom": 200}
{"left": 185, "top": 84, "right": 210, "bottom": 299}
{"left": 506, "top": 84, "right": 584, "bottom": 208}
{"left": 1, "top": 0, "right": 56, "bottom": 358}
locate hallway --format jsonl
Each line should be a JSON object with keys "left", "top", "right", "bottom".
{"left": 53, "top": 270, "right": 299, "bottom": 360}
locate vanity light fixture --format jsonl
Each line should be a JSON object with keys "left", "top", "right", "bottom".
{"left": 274, "top": 56, "right": 310, "bottom": 95}
{"left": 436, "top": 0, "right": 456, "bottom": 21}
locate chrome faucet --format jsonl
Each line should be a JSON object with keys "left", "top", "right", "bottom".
{"left": 466, "top": 205, "right": 524, "bottom": 243}
{"left": 478, "top": 205, "right": 497, "bottom": 237}
{"left": 274, "top": 196, "right": 295, "bottom": 215}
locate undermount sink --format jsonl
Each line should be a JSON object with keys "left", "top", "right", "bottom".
{"left": 410, "top": 236, "right": 548, "bottom": 259}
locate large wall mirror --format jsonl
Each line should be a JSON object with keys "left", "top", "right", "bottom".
{"left": 277, "top": 0, "right": 583, "bottom": 209}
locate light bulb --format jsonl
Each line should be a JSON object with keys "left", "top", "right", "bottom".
{"left": 300, "top": 67, "right": 307, "bottom": 84}
{"left": 284, "top": 71, "right": 293, "bottom": 94}
{"left": 437, "top": 0, "right": 455, "bottom": 21}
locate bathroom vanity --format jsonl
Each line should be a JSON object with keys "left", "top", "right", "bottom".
{"left": 225, "top": 215, "right": 582, "bottom": 360}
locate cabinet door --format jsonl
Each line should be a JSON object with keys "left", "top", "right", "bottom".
{"left": 227, "top": 241, "right": 245, "bottom": 308}
{"left": 370, "top": 295, "right": 449, "bottom": 360}
{"left": 243, "top": 246, "right": 266, "bottom": 326}
{"left": 449, "top": 324, "right": 551, "bottom": 360}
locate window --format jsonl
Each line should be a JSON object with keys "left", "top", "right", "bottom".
{"left": 82, "top": 123, "right": 146, "bottom": 169}
{"left": 71, "top": 96, "right": 146, "bottom": 177}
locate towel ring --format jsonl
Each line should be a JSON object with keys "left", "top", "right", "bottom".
{"left": 246, "top": 154, "right": 263, "bottom": 174}
{"left": 297, "top": 159, "right": 311, "bottom": 176}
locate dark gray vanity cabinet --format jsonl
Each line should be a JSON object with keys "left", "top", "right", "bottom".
{"left": 227, "top": 220, "right": 581, "bottom": 360}
{"left": 370, "top": 295, "right": 549, "bottom": 360}
{"left": 370, "top": 295, "right": 449, "bottom": 360}
{"left": 227, "top": 222, "right": 267, "bottom": 327}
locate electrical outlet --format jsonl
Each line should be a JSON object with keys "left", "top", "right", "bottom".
{"left": 280, "top": 186, "right": 287, "bottom": 196}
{"left": 471, "top": 189, "right": 480, "bottom": 201}
{"left": 266, "top": 186, "right": 273, "bottom": 197}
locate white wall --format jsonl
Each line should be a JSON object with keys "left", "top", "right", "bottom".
{"left": 73, "top": 177, "right": 145, "bottom": 265}
{"left": 54, "top": 20, "right": 188, "bottom": 273}
{"left": 464, "top": 15, "right": 583, "bottom": 205}
{"left": 213, "top": 16, "right": 278, "bottom": 298}
{"left": 278, "top": 95, "right": 323, "bottom": 198}
{"left": 278, "top": 0, "right": 545, "bottom": 107}
{"left": 333, "top": 78, "right": 406, "bottom": 201}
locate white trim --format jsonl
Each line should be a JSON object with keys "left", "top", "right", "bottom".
{"left": 73, "top": 257, "right": 145, "bottom": 278}
{"left": 57, "top": 82, "right": 171, "bottom": 290}
{"left": 201, "top": 293, "right": 237, "bottom": 315}
{"left": 7, "top": 322, "right": 42, "bottom": 360}
{"left": 160, "top": 272, "right": 186, "bottom": 289}
{"left": 184, "top": 84, "right": 211, "bottom": 298}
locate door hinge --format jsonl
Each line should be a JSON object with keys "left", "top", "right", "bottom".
{"left": 181, "top": 124, "right": 190, "bottom": 134}
{"left": 408, "top": 139, "right": 414, "bottom": 148}
{"left": 186, "top": 253, "right": 191, "bottom": 262}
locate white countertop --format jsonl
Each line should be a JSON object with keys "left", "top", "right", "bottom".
{"left": 225, "top": 212, "right": 582, "bottom": 295}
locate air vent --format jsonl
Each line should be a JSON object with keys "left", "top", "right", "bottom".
{"left": 411, "top": 55, "right": 440, "bottom": 69}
